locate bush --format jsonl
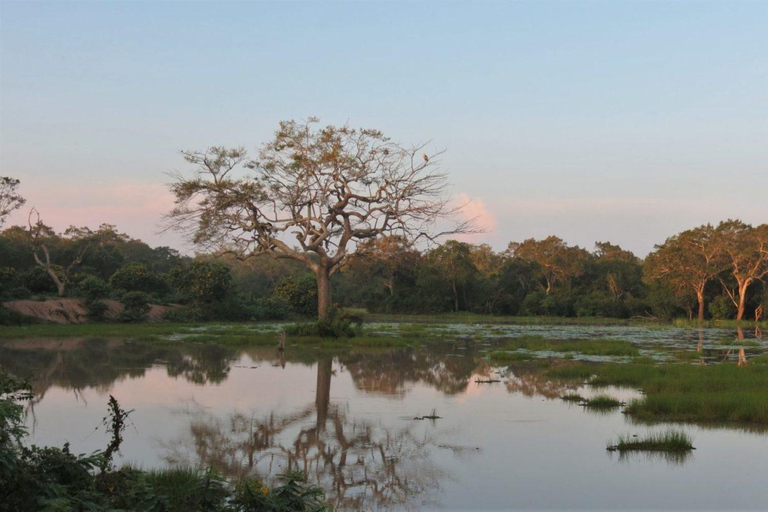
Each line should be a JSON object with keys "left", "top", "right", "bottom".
{"left": 86, "top": 299, "right": 110, "bottom": 322}
{"left": 0, "top": 305, "right": 37, "bottom": 326}
{"left": 574, "top": 292, "right": 628, "bottom": 318}
{"left": 119, "top": 291, "right": 152, "bottom": 323}
{"left": 286, "top": 308, "right": 363, "bottom": 338}
{"left": 709, "top": 295, "right": 737, "bottom": 320}
{"left": 22, "top": 266, "right": 59, "bottom": 295}
{"left": 274, "top": 275, "right": 318, "bottom": 317}
{"left": 166, "top": 260, "right": 233, "bottom": 304}
{"left": 78, "top": 275, "right": 110, "bottom": 302}
{"left": 6, "top": 286, "right": 32, "bottom": 300}
{"left": 254, "top": 296, "right": 294, "bottom": 320}
{"left": 110, "top": 263, "right": 168, "bottom": 296}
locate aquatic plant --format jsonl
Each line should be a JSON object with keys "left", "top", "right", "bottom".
{"left": 607, "top": 430, "right": 694, "bottom": 452}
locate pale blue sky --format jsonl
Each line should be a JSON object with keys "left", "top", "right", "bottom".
{"left": 1, "top": 0, "right": 766, "bottom": 255}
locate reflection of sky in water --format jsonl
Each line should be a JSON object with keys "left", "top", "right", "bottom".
{"left": 5, "top": 335, "right": 767, "bottom": 510}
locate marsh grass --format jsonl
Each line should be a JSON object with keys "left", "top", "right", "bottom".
{"left": 716, "top": 338, "right": 761, "bottom": 347}
{"left": 488, "top": 350, "right": 536, "bottom": 362}
{"left": 607, "top": 430, "right": 694, "bottom": 453}
{"left": 581, "top": 395, "right": 623, "bottom": 409}
{"left": 504, "top": 337, "right": 639, "bottom": 357}
{"left": 549, "top": 362, "right": 768, "bottom": 424}
{"left": 560, "top": 393, "right": 585, "bottom": 402}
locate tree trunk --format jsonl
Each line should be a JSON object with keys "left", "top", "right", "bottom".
{"left": 696, "top": 290, "right": 705, "bottom": 322}
{"left": 316, "top": 268, "right": 332, "bottom": 320}
{"left": 736, "top": 280, "right": 751, "bottom": 321}
{"left": 43, "top": 267, "right": 66, "bottom": 297}
{"left": 451, "top": 280, "right": 459, "bottom": 312}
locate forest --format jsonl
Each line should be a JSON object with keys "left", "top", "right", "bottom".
{"left": 1, "top": 188, "right": 766, "bottom": 325}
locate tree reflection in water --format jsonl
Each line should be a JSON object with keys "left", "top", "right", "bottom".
{"left": 163, "top": 357, "right": 453, "bottom": 510}
{"left": 500, "top": 362, "right": 577, "bottom": 399}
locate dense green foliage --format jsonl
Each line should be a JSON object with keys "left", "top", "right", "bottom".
{"left": 1, "top": 214, "right": 766, "bottom": 324}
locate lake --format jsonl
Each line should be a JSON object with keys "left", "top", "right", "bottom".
{"left": 2, "top": 324, "right": 767, "bottom": 510}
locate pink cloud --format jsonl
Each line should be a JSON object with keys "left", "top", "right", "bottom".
{"left": 454, "top": 192, "right": 497, "bottom": 243}
{"left": 5, "top": 183, "right": 188, "bottom": 250}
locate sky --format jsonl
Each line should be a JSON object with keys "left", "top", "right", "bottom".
{"left": 1, "top": 0, "right": 766, "bottom": 257}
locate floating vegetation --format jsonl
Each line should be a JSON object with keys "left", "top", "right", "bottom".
{"left": 474, "top": 378, "right": 501, "bottom": 384}
{"left": 607, "top": 430, "right": 694, "bottom": 453}
{"left": 560, "top": 393, "right": 585, "bottom": 402}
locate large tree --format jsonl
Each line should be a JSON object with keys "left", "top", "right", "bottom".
{"left": 0, "top": 177, "right": 25, "bottom": 228}
{"left": 644, "top": 224, "right": 725, "bottom": 321}
{"left": 715, "top": 220, "right": 768, "bottom": 321}
{"left": 507, "top": 236, "right": 587, "bottom": 295}
{"left": 167, "top": 119, "right": 467, "bottom": 318}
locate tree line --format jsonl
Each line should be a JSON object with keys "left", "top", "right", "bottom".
{"left": 1, "top": 206, "right": 766, "bottom": 323}
{"left": 1, "top": 115, "right": 766, "bottom": 324}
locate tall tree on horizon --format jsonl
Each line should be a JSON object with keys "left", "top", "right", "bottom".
{"left": 166, "top": 119, "right": 471, "bottom": 319}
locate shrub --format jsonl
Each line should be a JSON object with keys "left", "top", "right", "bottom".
{"left": 166, "top": 260, "right": 233, "bottom": 304}
{"left": 7, "top": 286, "right": 32, "bottom": 300}
{"left": 86, "top": 299, "right": 110, "bottom": 322}
{"left": 254, "top": 296, "right": 294, "bottom": 320}
{"left": 274, "top": 275, "right": 318, "bottom": 317}
{"left": 709, "top": 295, "right": 736, "bottom": 320}
{"left": 78, "top": 275, "right": 110, "bottom": 302}
{"left": 109, "top": 263, "right": 168, "bottom": 296}
{"left": 286, "top": 308, "right": 363, "bottom": 338}
{"left": 119, "top": 291, "right": 152, "bottom": 323}
{"left": 22, "top": 266, "right": 60, "bottom": 295}
{"left": 0, "top": 304, "right": 37, "bottom": 326}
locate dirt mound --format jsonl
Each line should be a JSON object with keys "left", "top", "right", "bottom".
{"left": 2, "top": 298, "right": 169, "bottom": 324}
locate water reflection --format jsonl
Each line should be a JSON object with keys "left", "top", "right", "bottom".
{"left": 162, "top": 357, "right": 451, "bottom": 510}
{"left": 4, "top": 331, "right": 768, "bottom": 509}
{"left": 608, "top": 449, "right": 694, "bottom": 466}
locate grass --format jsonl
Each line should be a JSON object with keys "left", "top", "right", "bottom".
{"left": 607, "top": 430, "right": 694, "bottom": 453}
{"left": 548, "top": 362, "right": 768, "bottom": 424}
{"left": 487, "top": 350, "right": 536, "bottom": 362}
{"left": 560, "top": 393, "right": 585, "bottom": 402}
{"left": 361, "top": 312, "right": 639, "bottom": 326}
{"left": 716, "top": 338, "right": 761, "bottom": 347}
{"left": 581, "top": 395, "right": 623, "bottom": 409}
{"left": 502, "top": 336, "right": 640, "bottom": 357}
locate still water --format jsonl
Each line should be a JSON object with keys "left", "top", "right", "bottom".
{"left": 2, "top": 327, "right": 767, "bottom": 510}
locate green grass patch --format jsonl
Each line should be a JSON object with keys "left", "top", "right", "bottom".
{"left": 488, "top": 350, "right": 536, "bottom": 362}
{"left": 560, "top": 393, "right": 585, "bottom": 402}
{"left": 581, "top": 395, "right": 623, "bottom": 409}
{"left": 607, "top": 430, "right": 694, "bottom": 453}
{"left": 503, "top": 337, "right": 639, "bottom": 357}
{"left": 548, "top": 362, "right": 768, "bottom": 424}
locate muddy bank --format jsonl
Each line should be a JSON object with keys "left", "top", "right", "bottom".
{"left": 2, "top": 298, "right": 169, "bottom": 324}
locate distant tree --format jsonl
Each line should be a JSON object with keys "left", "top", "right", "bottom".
{"left": 425, "top": 240, "right": 477, "bottom": 312}
{"left": 715, "top": 220, "right": 768, "bottom": 320}
{"left": 592, "top": 242, "right": 643, "bottom": 301}
{"left": 644, "top": 224, "right": 725, "bottom": 322}
{"left": 508, "top": 236, "right": 587, "bottom": 295}
{"left": 28, "top": 210, "right": 90, "bottom": 297}
{"left": 349, "top": 235, "right": 420, "bottom": 298}
{"left": 167, "top": 119, "right": 469, "bottom": 319}
{"left": 167, "top": 260, "right": 232, "bottom": 304}
{"left": 0, "top": 177, "right": 25, "bottom": 228}
{"left": 109, "top": 262, "right": 167, "bottom": 296}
